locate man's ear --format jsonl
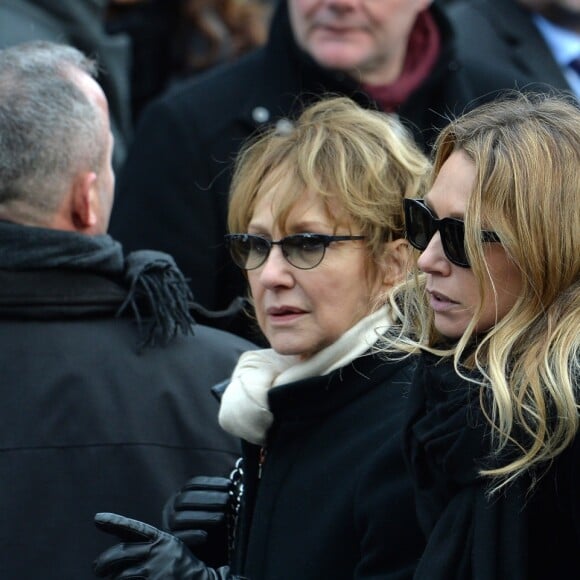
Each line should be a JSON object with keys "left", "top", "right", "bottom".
{"left": 71, "top": 171, "right": 98, "bottom": 231}
{"left": 381, "top": 238, "right": 412, "bottom": 290}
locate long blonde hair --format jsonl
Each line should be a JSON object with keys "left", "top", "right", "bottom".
{"left": 392, "top": 92, "right": 580, "bottom": 489}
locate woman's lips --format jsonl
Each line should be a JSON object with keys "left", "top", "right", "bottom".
{"left": 427, "top": 290, "right": 460, "bottom": 313}
{"left": 266, "top": 306, "right": 306, "bottom": 323}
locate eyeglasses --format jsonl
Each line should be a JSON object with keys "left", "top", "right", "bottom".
{"left": 224, "top": 233, "right": 366, "bottom": 270}
{"left": 403, "top": 198, "right": 500, "bottom": 268}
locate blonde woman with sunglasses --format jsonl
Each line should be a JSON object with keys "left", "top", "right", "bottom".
{"left": 392, "top": 92, "right": 580, "bottom": 579}
{"left": 93, "top": 97, "right": 430, "bottom": 579}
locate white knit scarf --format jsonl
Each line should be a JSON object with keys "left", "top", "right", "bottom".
{"left": 218, "top": 307, "right": 393, "bottom": 445}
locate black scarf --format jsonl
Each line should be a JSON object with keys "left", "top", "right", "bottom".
{"left": 0, "top": 220, "right": 195, "bottom": 349}
{"left": 404, "top": 353, "right": 530, "bottom": 579}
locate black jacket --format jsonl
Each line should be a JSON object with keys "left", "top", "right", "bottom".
{"left": 0, "top": 268, "right": 254, "bottom": 579}
{"left": 230, "top": 352, "right": 424, "bottom": 579}
{"left": 404, "top": 354, "right": 580, "bottom": 579}
{"left": 446, "top": 0, "right": 573, "bottom": 94}
{"left": 110, "top": 0, "right": 530, "bottom": 337}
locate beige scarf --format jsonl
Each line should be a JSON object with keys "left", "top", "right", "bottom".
{"left": 218, "top": 307, "right": 393, "bottom": 445}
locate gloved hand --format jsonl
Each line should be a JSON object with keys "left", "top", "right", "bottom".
{"left": 93, "top": 512, "right": 243, "bottom": 579}
{"left": 161, "top": 476, "right": 231, "bottom": 567}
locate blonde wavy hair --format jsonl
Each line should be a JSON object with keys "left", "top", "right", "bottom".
{"left": 228, "top": 96, "right": 430, "bottom": 294}
{"left": 391, "top": 92, "right": 580, "bottom": 490}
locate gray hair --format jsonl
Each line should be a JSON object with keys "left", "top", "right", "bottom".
{"left": 0, "top": 41, "right": 106, "bottom": 218}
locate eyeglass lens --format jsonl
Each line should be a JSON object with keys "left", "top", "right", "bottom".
{"left": 404, "top": 199, "right": 500, "bottom": 268}
{"left": 226, "top": 234, "right": 328, "bottom": 270}
{"left": 225, "top": 233, "right": 365, "bottom": 270}
{"left": 404, "top": 198, "right": 470, "bottom": 267}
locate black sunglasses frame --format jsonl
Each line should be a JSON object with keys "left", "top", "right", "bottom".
{"left": 403, "top": 198, "right": 500, "bottom": 268}
{"left": 224, "top": 233, "right": 366, "bottom": 271}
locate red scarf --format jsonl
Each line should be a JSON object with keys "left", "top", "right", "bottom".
{"left": 362, "top": 10, "right": 441, "bottom": 112}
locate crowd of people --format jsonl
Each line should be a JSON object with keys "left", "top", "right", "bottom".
{"left": 0, "top": 0, "right": 578, "bottom": 578}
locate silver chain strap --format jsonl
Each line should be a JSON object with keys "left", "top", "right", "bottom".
{"left": 227, "top": 457, "right": 244, "bottom": 563}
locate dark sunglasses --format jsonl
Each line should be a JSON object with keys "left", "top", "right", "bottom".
{"left": 403, "top": 198, "right": 500, "bottom": 268}
{"left": 224, "top": 233, "right": 365, "bottom": 270}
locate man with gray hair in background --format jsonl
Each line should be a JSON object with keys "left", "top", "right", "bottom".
{"left": 0, "top": 41, "right": 254, "bottom": 579}
{"left": 0, "top": 0, "right": 132, "bottom": 170}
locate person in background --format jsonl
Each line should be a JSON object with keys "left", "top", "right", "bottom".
{"left": 447, "top": 0, "right": 580, "bottom": 99}
{"left": 93, "top": 96, "right": 430, "bottom": 579}
{"left": 106, "top": 0, "right": 271, "bottom": 123}
{"left": 0, "top": 0, "right": 132, "bottom": 170}
{"left": 0, "top": 41, "right": 254, "bottom": 580}
{"left": 108, "top": 0, "right": 532, "bottom": 342}
{"left": 391, "top": 92, "right": 579, "bottom": 578}
{"left": 173, "top": 0, "right": 271, "bottom": 79}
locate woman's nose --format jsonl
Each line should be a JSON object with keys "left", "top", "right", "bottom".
{"left": 257, "top": 245, "right": 295, "bottom": 288}
{"left": 417, "top": 232, "right": 451, "bottom": 275}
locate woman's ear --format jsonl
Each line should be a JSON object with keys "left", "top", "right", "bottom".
{"left": 381, "top": 238, "right": 412, "bottom": 290}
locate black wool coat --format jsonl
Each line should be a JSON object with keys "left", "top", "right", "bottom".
{"left": 446, "top": 0, "right": 574, "bottom": 94}
{"left": 404, "top": 353, "right": 580, "bottom": 579}
{"left": 230, "top": 352, "right": 424, "bottom": 580}
{"left": 0, "top": 269, "right": 254, "bottom": 579}
{"left": 109, "top": 0, "right": 531, "bottom": 338}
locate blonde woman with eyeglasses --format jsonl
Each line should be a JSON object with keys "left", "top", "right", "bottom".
{"left": 93, "top": 96, "right": 430, "bottom": 579}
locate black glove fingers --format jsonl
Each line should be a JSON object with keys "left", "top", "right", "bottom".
{"left": 172, "top": 528, "right": 209, "bottom": 547}
{"left": 158, "top": 476, "right": 233, "bottom": 567}
{"left": 176, "top": 490, "right": 231, "bottom": 511}
{"left": 181, "top": 476, "right": 232, "bottom": 492}
{"left": 172, "top": 509, "right": 225, "bottom": 530}
{"left": 95, "top": 513, "right": 161, "bottom": 542}
{"left": 93, "top": 542, "right": 152, "bottom": 577}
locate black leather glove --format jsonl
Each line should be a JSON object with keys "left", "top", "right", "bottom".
{"left": 161, "top": 476, "right": 231, "bottom": 567}
{"left": 93, "top": 512, "right": 244, "bottom": 580}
